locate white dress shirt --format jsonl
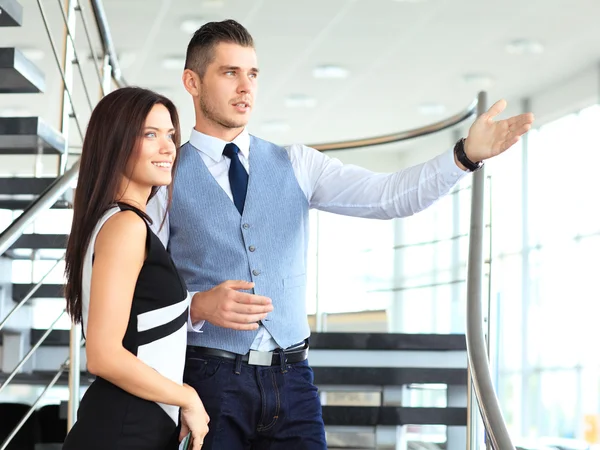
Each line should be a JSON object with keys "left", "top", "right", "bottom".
{"left": 148, "top": 128, "right": 468, "bottom": 351}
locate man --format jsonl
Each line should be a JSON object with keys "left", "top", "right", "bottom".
{"left": 149, "top": 19, "right": 533, "bottom": 450}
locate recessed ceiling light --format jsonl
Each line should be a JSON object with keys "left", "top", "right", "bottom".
{"left": 180, "top": 18, "right": 207, "bottom": 34}
{"left": 261, "top": 121, "right": 290, "bottom": 133}
{"left": 313, "top": 65, "right": 349, "bottom": 79}
{"left": 506, "top": 39, "right": 544, "bottom": 55}
{"left": 462, "top": 73, "right": 495, "bottom": 89}
{"left": 162, "top": 56, "right": 185, "bottom": 70}
{"left": 20, "top": 47, "right": 44, "bottom": 61}
{"left": 285, "top": 94, "right": 317, "bottom": 108}
{"left": 418, "top": 103, "right": 446, "bottom": 115}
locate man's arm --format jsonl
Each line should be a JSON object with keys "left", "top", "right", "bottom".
{"left": 299, "top": 99, "right": 533, "bottom": 218}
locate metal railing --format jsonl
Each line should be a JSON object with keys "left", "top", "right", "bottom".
{"left": 465, "top": 92, "right": 515, "bottom": 450}
{"left": 0, "top": 3, "right": 514, "bottom": 449}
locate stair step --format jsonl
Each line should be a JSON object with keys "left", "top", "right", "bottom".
{"left": 0, "top": 0, "right": 23, "bottom": 27}
{"left": 0, "top": 47, "right": 45, "bottom": 93}
{"left": 0, "top": 198, "right": 71, "bottom": 210}
{"left": 321, "top": 405, "right": 467, "bottom": 426}
{"left": 0, "top": 177, "right": 56, "bottom": 195}
{"left": 0, "top": 117, "right": 66, "bottom": 155}
{"left": 10, "top": 234, "right": 68, "bottom": 250}
{"left": 12, "top": 283, "right": 64, "bottom": 301}
{"left": 313, "top": 367, "right": 467, "bottom": 386}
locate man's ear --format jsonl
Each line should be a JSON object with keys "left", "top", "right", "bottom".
{"left": 182, "top": 69, "right": 201, "bottom": 97}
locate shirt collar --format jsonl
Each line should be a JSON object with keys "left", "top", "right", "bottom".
{"left": 188, "top": 128, "right": 250, "bottom": 162}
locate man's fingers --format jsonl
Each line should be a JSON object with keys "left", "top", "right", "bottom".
{"left": 228, "top": 311, "right": 270, "bottom": 324}
{"left": 222, "top": 280, "right": 255, "bottom": 290}
{"left": 234, "top": 292, "right": 272, "bottom": 306}
{"left": 486, "top": 99, "right": 507, "bottom": 119}
{"left": 506, "top": 112, "right": 534, "bottom": 128}
{"left": 227, "top": 321, "right": 260, "bottom": 331}
{"left": 230, "top": 302, "right": 273, "bottom": 315}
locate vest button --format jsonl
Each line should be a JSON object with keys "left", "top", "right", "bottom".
{"left": 249, "top": 245, "right": 256, "bottom": 252}
{"left": 252, "top": 269, "right": 261, "bottom": 276}
{"left": 242, "top": 223, "right": 250, "bottom": 229}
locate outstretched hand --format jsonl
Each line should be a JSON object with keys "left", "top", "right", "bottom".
{"left": 463, "top": 99, "right": 534, "bottom": 164}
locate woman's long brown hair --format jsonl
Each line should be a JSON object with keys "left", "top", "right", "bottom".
{"left": 64, "top": 87, "right": 181, "bottom": 324}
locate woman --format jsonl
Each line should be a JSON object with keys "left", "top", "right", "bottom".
{"left": 62, "top": 87, "right": 209, "bottom": 450}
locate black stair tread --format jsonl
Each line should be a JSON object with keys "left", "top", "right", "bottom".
{"left": 0, "top": 47, "right": 45, "bottom": 93}
{"left": 313, "top": 367, "right": 467, "bottom": 386}
{"left": 310, "top": 332, "right": 466, "bottom": 351}
{"left": 0, "top": 116, "right": 66, "bottom": 154}
{"left": 321, "top": 406, "right": 467, "bottom": 426}
{"left": 0, "top": 199, "right": 71, "bottom": 210}
{"left": 12, "top": 283, "right": 64, "bottom": 300}
{"left": 0, "top": 177, "right": 57, "bottom": 195}
{"left": 10, "top": 234, "right": 68, "bottom": 250}
{"left": 0, "top": 0, "right": 24, "bottom": 27}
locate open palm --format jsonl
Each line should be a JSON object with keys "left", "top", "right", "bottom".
{"left": 465, "top": 99, "right": 534, "bottom": 162}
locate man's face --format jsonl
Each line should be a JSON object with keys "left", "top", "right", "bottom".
{"left": 197, "top": 42, "right": 259, "bottom": 132}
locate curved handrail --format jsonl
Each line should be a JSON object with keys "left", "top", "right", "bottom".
{"left": 465, "top": 91, "right": 515, "bottom": 450}
{"left": 89, "top": 0, "right": 127, "bottom": 88}
{"left": 311, "top": 98, "right": 477, "bottom": 151}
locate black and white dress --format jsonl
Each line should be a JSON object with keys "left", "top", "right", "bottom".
{"left": 63, "top": 203, "right": 189, "bottom": 450}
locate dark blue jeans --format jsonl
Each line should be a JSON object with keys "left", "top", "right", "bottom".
{"left": 183, "top": 351, "right": 327, "bottom": 449}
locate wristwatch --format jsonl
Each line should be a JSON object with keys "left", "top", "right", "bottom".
{"left": 454, "top": 138, "right": 484, "bottom": 172}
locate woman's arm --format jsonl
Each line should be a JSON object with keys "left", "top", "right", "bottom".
{"left": 85, "top": 210, "right": 193, "bottom": 409}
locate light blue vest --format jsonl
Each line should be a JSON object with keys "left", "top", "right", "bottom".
{"left": 169, "top": 137, "right": 310, "bottom": 354}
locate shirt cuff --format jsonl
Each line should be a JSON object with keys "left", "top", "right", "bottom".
{"left": 438, "top": 147, "right": 470, "bottom": 183}
{"left": 187, "top": 291, "right": 205, "bottom": 333}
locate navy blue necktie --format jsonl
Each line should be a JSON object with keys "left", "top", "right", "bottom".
{"left": 223, "top": 142, "right": 248, "bottom": 215}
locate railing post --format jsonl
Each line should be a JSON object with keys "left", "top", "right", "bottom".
{"left": 465, "top": 92, "right": 516, "bottom": 450}
{"left": 57, "top": 0, "right": 78, "bottom": 176}
{"left": 101, "top": 53, "right": 112, "bottom": 95}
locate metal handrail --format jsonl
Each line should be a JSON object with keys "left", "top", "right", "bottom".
{"left": 0, "top": 310, "right": 66, "bottom": 395}
{"left": 311, "top": 98, "right": 477, "bottom": 151}
{"left": 75, "top": 1, "right": 106, "bottom": 94}
{"left": 55, "top": 0, "right": 95, "bottom": 112}
{"left": 0, "top": 162, "right": 79, "bottom": 256}
{"left": 0, "top": 256, "right": 65, "bottom": 333}
{"left": 89, "top": 0, "right": 126, "bottom": 88}
{"left": 35, "top": 0, "right": 85, "bottom": 141}
{"left": 465, "top": 92, "right": 515, "bottom": 450}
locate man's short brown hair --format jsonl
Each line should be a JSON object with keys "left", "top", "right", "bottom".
{"left": 184, "top": 19, "right": 254, "bottom": 78}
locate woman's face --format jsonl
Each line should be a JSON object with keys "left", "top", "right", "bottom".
{"left": 126, "top": 104, "right": 177, "bottom": 189}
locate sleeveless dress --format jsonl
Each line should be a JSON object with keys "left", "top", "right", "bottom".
{"left": 63, "top": 203, "right": 189, "bottom": 450}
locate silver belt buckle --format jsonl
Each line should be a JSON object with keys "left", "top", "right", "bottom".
{"left": 248, "top": 350, "right": 273, "bottom": 366}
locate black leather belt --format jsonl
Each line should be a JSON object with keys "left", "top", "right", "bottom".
{"left": 187, "top": 344, "right": 308, "bottom": 367}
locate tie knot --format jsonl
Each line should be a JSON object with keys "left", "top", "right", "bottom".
{"left": 223, "top": 142, "right": 240, "bottom": 159}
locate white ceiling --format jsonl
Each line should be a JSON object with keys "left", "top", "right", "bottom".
{"left": 2, "top": 0, "right": 600, "bottom": 152}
